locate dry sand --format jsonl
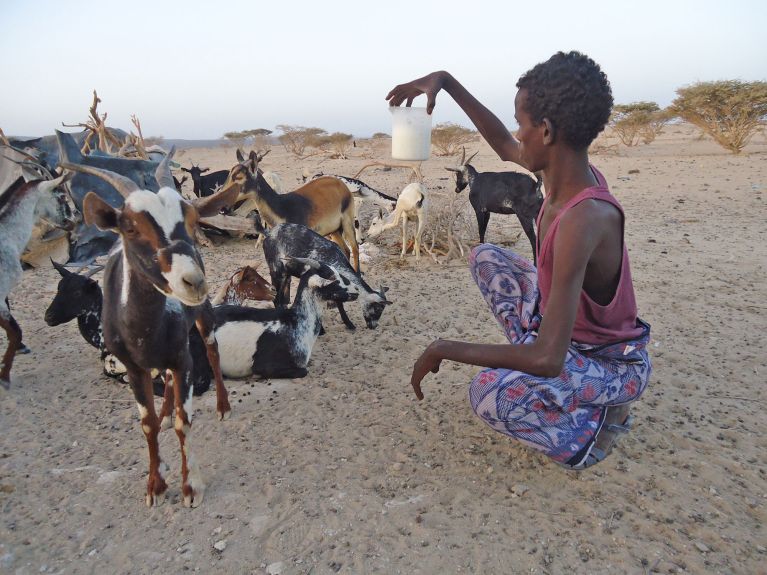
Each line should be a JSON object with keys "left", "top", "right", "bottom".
{"left": 1, "top": 125, "right": 766, "bottom": 574}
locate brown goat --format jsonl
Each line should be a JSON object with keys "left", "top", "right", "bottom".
{"left": 227, "top": 157, "right": 360, "bottom": 271}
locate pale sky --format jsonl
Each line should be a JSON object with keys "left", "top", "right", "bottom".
{"left": 2, "top": 0, "right": 765, "bottom": 139}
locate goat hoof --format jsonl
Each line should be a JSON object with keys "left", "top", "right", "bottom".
{"left": 18, "top": 344, "right": 31, "bottom": 355}
{"left": 0, "top": 377, "right": 9, "bottom": 391}
{"left": 218, "top": 408, "right": 232, "bottom": 421}
{"left": 145, "top": 490, "right": 166, "bottom": 507}
{"left": 184, "top": 488, "right": 204, "bottom": 508}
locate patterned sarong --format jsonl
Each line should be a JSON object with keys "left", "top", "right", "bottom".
{"left": 467, "top": 244, "right": 652, "bottom": 464}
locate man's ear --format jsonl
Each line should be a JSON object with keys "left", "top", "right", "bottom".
{"left": 542, "top": 118, "right": 556, "bottom": 145}
{"left": 83, "top": 192, "right": 119, "bottom": 231}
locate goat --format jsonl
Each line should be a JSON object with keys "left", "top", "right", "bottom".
{"left": 44, "top": 262, "right": 274, "bottom": 392}
{"left": 228, "top": 158, "right": 361, "bottom": 271}
{"left": 180, "top": 164, "right": 229, "bottom": 198}
{"left": 307, "top": 173, "right": 398, "bottom": 245}
{"left": 366, "top": 182, "right": 428, "bottom": 261}
{"left": 446, "top": 148, "right": 543, "bottom": 263}
{"left": 256, "top": 220, "right": 392, "bottom": 330}
{"left": 209, "top": 264, "right": 276, "bottom": 305}
{"left": 213, "top": 258, "right": 358, "bottom": 379}
{"left": 60, "top": 151, "right": 238, "bottom": 507}
{"left": 1, "top": 171, "right": 71, "bottom": 388}
{"left": 173, "top": 174, "right": 188, "bottom": 193}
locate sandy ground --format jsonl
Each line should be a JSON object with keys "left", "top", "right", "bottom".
{"left": 1, "top": 125, "right": 766, "bottom": 575}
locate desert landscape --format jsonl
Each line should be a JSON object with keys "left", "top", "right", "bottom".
{"left": 1, "top": 124, "right": 766, "bottom": 575}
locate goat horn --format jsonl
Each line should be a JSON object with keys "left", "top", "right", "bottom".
{"left": 84, "top": 265, "right": 104, "bottom": 278}
{"left": 51, "top": 258, "right": 72, "bottom": 276}
{"left": 59, "top": 162, "right": 140, "bottom": 198}
{"left": 465, "top": 151, "right": 478, "bottom": 165}
{"left": 460, "top": 146, "right": 466, "bottom": 165}
{"left": 444, "top": 167, "right": 460, "bottom": 173}
{"left": 154, "top": 146, "right": 176, "bottom": 190}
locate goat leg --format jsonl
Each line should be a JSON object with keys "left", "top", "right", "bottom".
{"left": 172, "top": 365, "right": 205, "bottom": 508}
{"left": 158, "top": 371, "right": 175, "bottom": 430}
{"left": 129, "top": 368, "right": 168, "bottom": 507}
{"left": 195, "top": 309, "right": 231, "bottom": 421}
{"left": 0, "top": 305, "right": 22, "bottom": 389}
{"left": 336, "top": 302, "right": 356, "bottom": 331}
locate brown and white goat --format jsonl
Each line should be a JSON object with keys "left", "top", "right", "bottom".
{"left": 209, "top": 264, "right": 276, "bottom": 305}
{"left": 60, "top": 151, "right": 237, "bottom": 508}
{"left": 227, "top": 157, "right": 360, "bottom": 271}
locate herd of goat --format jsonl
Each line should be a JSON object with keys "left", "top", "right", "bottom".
{"left": 0, "top": 134, "right": 544, "bottom": 507}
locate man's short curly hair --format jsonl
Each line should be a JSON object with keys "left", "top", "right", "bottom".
{"left": 516, "top": 51, "right": 613, "bottom": 149}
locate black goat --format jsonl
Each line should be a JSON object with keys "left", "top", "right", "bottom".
{"left": 180, "top": 164, "right": 229, "bottom": 198}
{"left": 447, "top": 149, "right": 543, "bottom": 264}
{"left": 255, "top": 218, "right": 392, "bottom": 330}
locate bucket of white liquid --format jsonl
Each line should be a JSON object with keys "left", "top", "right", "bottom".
{"left": 390, "top": 106, "right": 432, "bottom": 161}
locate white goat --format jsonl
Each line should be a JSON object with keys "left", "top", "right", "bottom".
{"left": 1, "top": 171, "right": 70, "bottom": 388}
{"left": 366, "top": 182, "right": 428, "bottom": 261}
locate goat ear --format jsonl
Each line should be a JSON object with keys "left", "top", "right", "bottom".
{"left": 193, "top": 181, "right": 239, "bottom": 217}
{"left": 378, "top": 208, "right": 384, "bottom": 219}
{"left": 83, "top": 192, "right": 119, "bottom": 231}
{"left": 200, "top": 167, "right": 210, "bottom": 173}
{"left": 236, "top": 148, "right": 245, "bottom": 162}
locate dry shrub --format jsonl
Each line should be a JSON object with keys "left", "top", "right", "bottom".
{"left": 313, "top": 132, "right": 354, "bottom": 159}
{"left": 431, "top": 122, "right": 479, "bottom": 156}
{"left": 223, "top": 128, "right": 272, "bottom": 149}
{"left": 670, "top": 80, "right": 767, "bottom": 154}
{"left": 422, "top": 190, "right": 476, "bottom": 262}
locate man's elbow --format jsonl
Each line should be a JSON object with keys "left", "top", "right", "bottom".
{"left": 533, "top": 351, "right": 566, "bottom": 378}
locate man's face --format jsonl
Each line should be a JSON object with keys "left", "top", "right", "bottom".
{"left": 514, "top": 89, "right": 546, "bottom": 172}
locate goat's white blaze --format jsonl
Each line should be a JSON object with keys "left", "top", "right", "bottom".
{"left": 125, "top": 188, "right": 185, "bottom": 240}
{"left": 214, "top": 321, "right": 274, "bottom": 378}
{"left": 161, "top": 253, "right": 207, "bottom": 305}
{"left": 121, "top": 252, "right": 131, "bottom": 307}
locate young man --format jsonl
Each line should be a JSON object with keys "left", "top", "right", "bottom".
{"left": 386, "top": 52, "right": 651, "bottom": 469}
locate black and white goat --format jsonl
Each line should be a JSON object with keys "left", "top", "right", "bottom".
{"left": 60, "top": 152, "right": 238, "bottom": 508}
{"left": 446, "top": 148, "right": 543, "bottom": 263}
{"left": 1, "top": 171, "right": 71, "bottom": 388}
{"left": 256, "top": 220, "right": 392, "bottom": 330}
{"left": 213, "top": 258, "right": 358, "bottom": 379}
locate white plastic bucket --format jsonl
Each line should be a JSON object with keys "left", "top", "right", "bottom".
{"left": 390, "top": 106, "right": 432, "bottom": 161}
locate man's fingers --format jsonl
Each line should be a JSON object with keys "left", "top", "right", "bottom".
{"left": 426, "top": 94, "right": 436, "bottom": 115}
{"left": 411, "top": 379, "right": 424, "bottom": 400}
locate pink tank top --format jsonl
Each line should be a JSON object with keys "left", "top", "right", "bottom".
{"left": 536, "top": 166, "right": 643, "bottom": 345}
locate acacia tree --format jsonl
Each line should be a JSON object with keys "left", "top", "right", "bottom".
{"left": 223, "top": 128, "right": 272, "bottom": 148}
{"left": 670, "top": 80, "right": 767, "bottom": 153}
{"left": 431, "top": 122, "right": 478, "bottom": 156}
{"left": 610, "top": 102, "right": 669, "bottom": 146}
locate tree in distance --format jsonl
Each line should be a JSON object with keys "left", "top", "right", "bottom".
{"left": 610, "top": 102, "right": 671, "bottom": 146}
{"left": 431, "top": 122, "right": 478, "bottom": 156}
{"left": 670, "top": 80, "right": 767, "bottom": 154}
